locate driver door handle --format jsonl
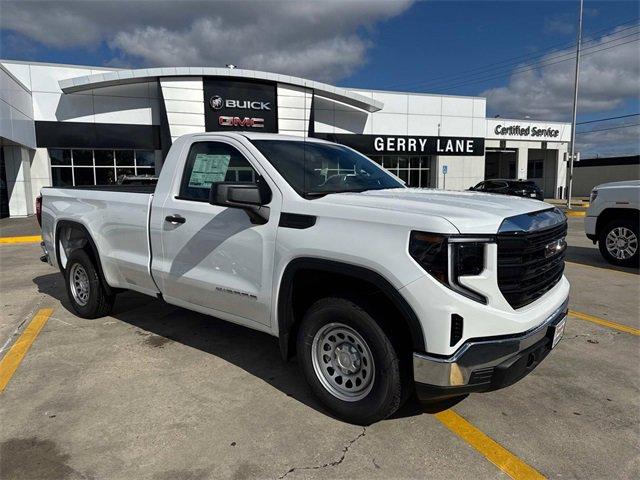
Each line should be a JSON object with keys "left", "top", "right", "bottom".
{"left": 165, "top": 214, "right": 186, "bottom": 225}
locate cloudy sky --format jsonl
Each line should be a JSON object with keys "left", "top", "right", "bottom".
{"left": 1, "top": 0, "right": 638, "bottom": 157}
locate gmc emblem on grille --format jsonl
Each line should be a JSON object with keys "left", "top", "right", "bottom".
{"left": 544, "top": 238, "right": 567, "bottom": 258}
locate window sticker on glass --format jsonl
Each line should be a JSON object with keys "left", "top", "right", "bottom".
{"left": 188, "top": 154, "right": 231, "bottom": 188}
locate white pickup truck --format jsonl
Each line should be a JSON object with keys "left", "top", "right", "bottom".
{"left": 39, "top": 132, "right": 569, "bottom": 424}
{"left": 585, "top": 180, "right": 639, "bottom": 267}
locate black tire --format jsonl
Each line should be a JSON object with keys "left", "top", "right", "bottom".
{"left": 598, "top": 219, "right": 639, "bottom": 267}
{"left": 64, "top": 249, "right": 115, "bottom": 318}
{"left": 297, "top": 297, "right": 408, "bottom": 425}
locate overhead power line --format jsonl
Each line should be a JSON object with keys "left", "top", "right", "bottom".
{"left": 433, "top": 35, "right": 639, "bottom": 93}
{"left": 576, "top": 123, "right": 640, "bottom": 134}
{"left": 577, "top": 113, "right": 640, "bottom": 125}
{"left": 385, "top": 17, "right": 639, "bottom": 90}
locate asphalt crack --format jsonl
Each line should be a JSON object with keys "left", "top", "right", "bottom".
{"left": 277, "top": 427, "right": 366, "bottom": 479}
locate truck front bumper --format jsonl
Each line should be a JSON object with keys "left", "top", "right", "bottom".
{"left": 413, "top": 298, "right": 568, "bottom": 402}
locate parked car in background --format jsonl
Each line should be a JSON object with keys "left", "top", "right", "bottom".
{"left": 39, "top": 132, "right": 569, "bottom": 425}
{"left": 585, "top": 180, "right": 640, "bottom": 267}
{"left": 469, "top": 179, "right": 544, "bottom": 201}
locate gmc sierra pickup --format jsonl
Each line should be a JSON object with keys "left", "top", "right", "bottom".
{"left": 585, "top": 180, "right": 639, "bottom": 267}
{"left": 40, "top": 132, "right": 569, "bottom": 424}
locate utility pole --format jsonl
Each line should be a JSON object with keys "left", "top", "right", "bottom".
{"left": 567, "top": 0, "right": 584, "bottom": 209}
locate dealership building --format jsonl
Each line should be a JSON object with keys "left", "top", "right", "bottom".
{"left": 0, "top": 59, "right": 571, "bottom": 218}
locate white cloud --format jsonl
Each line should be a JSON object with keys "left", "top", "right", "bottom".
{"left": 576, "top": 124, "right": 640, "bottom": 158}
{"left": 481, "top": 27, "right": 640, "bottom": 120}
{"left": 0, "top": 0, "right": 412, "bottom": 82}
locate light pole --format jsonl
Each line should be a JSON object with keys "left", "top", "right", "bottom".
{"left": 567, "top": 0, "right": 584, "bottom": 209}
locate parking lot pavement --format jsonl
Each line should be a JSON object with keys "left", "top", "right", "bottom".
{"left": 0, "top": 216, "right": 41, "bottom": 238}
{"left": 1, "top": 217, "right": 638, "bottom": 480}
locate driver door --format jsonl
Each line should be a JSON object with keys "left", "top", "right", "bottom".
{"left": 151, "top": 137, "right": 280, "bottom": 328}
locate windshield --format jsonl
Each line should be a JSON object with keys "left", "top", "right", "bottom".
{"left": 251, "top": 140, "right": 404, "bottom": 198}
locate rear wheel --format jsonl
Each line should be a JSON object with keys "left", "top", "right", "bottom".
{"left": 297, "top": 297, "right": 408, "bottom": 425}
{"left": 64, "top": 249, "right": 115, "bottom": 318}
{"left": 598, "top": 219, "right": 639, "bottom": 267}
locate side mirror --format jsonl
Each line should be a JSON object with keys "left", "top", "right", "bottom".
{"left": 209, "top": 181, "right": 272, "bottom": 224}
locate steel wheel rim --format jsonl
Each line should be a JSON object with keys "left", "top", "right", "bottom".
{"left": 606, "top": 227, "right": 638, "bottom": 260}
{"left": 311, "top": 322, "right": 375, "bottom": 402}
{"left": 69, "top": 264, "right": 90, "bottom": 306}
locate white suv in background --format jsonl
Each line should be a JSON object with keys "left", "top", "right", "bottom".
{"left": 585, "top": 180, "right": 640, "bottom": 267}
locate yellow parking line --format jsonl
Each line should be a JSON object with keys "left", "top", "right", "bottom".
{"left": 564, "top": 210, "right": 586, "bottom": 217}
{"left": 569, "top": 309, "right": 640, "bottom": 336}
{"left": 0, "top": 308, "right": 53, "bottom": 392}
{"left": 435, "top": 409, "right": 545, "bottom": 480}
{"left": 0, "top": 235, "right": 42, "bottom": 244}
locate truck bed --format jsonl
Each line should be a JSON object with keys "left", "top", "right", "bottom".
{"left": 41, "top": 186, "right": 159, "bottom": 297}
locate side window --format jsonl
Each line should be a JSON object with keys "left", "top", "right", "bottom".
{"left": 179, "top": 141, "right": 258, "bottom": 201}
{"left": 474, "top": 182, "right": 485, "bottom": 191}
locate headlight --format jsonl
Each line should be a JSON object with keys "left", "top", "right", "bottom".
{"left": 590, "top": 189, "right": 598, "bottom": 203}
{"left": 409, "top": 232, "right": 490, "bottom": 303}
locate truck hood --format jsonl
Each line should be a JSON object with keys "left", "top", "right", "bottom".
{"left": 318, "top": 188, "right": 554, "bottom": 233}
{"left": 595, "top": 179, "right": 640, "bottom": 190}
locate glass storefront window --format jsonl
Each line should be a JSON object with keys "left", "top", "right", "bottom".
{"left": 50, "top": 149, "right": 71, "bottom": 166}
{"left": 73, "top": 149, "right": 93, "bottom": 166}
{"left": 370, "top": 155, "right": 432, "bottom": 188}
{"left": 94, "top": 150, "right": 115, "bottom": 166}
{"left": 116, "top": 167, "right": 135, "bottom": 180}
{"left": 95, "top": 168, "right": 116, "bottom": 185}
{"left": 383, "top": 156, "right": 398, "bottom": 169}
{"left": 74, "top": 168, "right": 94, "bottom": 185}
{"left": 136, "top": 167, "right": 155, "bottom": 177}
{"left": 51, "top": 167, "right": 73, "bottom": 186}
{"left": 135, "top": 150, "right": 155, "bottom": 167}
{"left": 115, "top": 150, "right": 134, "bottom": 166}
{"left": 49, "top": 149, "right": 159, "bottom": 187}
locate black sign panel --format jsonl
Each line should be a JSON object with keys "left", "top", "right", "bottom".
{"left": 313, "top": 133, "right": 485, "bottom": 156}
{"left": 204, "top": 78, "right": 278, "bottom": 133}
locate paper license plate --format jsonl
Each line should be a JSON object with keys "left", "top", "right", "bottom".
{"left": 552, "top": 316, "right": 567, "bottom": 348}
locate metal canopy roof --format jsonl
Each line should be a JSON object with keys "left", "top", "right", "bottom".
{"left": 58, "top": 67, "right": 383, "bottom": 112}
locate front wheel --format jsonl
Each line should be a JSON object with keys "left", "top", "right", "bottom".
{"left": 297, "top": 297, "right": 408, "bottom": 425}
{"left": 598, "top": 219, "right": 639, "bottom": 267}
{"left": 64, "top": 249, "right": 115, "bottom": 318}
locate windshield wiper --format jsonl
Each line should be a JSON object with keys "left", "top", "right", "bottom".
{"left": 304, "top": 187, "right": 393, "bottom": 199}
{"left": 304, "top": 191, "right": 343, "bottom": 198}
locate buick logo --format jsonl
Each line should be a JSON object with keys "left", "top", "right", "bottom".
{"left": 210, "top": 95, "right": 224, "bottom": 110}
{"left": 544, "top": 238, "right": 567, "bottom": 258}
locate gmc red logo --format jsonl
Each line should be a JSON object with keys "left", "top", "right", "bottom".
{"left": 218, "top": 116, "right": 265, "bottom": 128}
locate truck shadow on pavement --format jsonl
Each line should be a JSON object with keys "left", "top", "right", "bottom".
{"left": 32, "top": 272, "right": 454, "bottom": 423}
{"left": 565, "top": 245, "right": 639, "bottom": 274}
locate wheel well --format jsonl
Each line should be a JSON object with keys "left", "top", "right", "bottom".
{"left": 596, "top": 208, "right": 639, "bottom": 237}
{"left": 55, "top": 221, "right": 113, "bottom": 295}
{"left": 277, "top": 259, "right": 425, "bottom": 361}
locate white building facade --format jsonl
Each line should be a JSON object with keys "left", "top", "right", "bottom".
{"left": 0, "top": 60, "right": 570, "bottom": 217}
